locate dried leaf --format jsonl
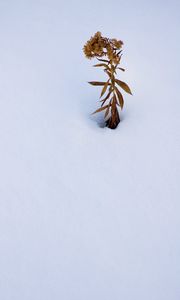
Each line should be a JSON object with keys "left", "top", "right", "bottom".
{"left": 100, "top": 80, "right": 110, "bottom": 97}
{"left": 91, "top": 104, "right": 109, "bottom": 115}
{"left": 93, "top": 63, "right": 108, "bottom": 68}
{"left": 115, "top": 79, "right": 132, "bottom": 95}
{"left": 105, "top": 70, "right": 115, "bottom": 82}
{"left": 118, "top": 67, "right": 125, "bottom": 72}
{"left": 100, "top": 90, "right": 112, "bottom": 103}
{"left": 88, "top": 81, "right": 109, "bottom": 86}
{"left": 115, "top": 87, "right": 124, "bottom": 109}
{"left": 117, "top": 50, "right": 122, "bottom": 55}
{"left": 97, "top": 58, "right": 110, "bottom": 63}
{"left": 93, "top": 64, "right": 111, "bottom": 73}
{"left": 101, "top": 100, "right": 106, "bottom": 107}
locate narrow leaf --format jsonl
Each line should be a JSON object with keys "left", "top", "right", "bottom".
{"left": 91, "top": 104, "right": 109, "bottom": 115}
{"left": 105, "top": 70, "right": 115, "bottom": 82}
{"left": 100, "top": 80, "right": 110, "bottom": 97}
{"left": 117, "top": 67, "right": 125, "bottom": 72}
{"left": 88, "top": 81, "right": 109, "bottom": 86}
{"left": 117, "top": 50, "right": 122, "bottom": 55}
{"left": 94, "top": 64, "right": 111, "bottom": 72}
{"left": 93, "top": 63, "right": 108, "bottom": 68}
{"left": 100, "top": 90, "right": 112, "bottom": 103}
{"left": 115, "top": 79, "right": 132, "bottom": 95}
{"left": 115, "top": 87, "right": 124, "bottom": 109}
{"left": 97, "top": 58, "right": 110, "bottom": 63}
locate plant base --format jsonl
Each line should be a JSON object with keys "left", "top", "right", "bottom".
{"left": 106, "top": 109, "right": 120, "bottom": 129}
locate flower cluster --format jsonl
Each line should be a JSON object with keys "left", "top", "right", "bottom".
{"left": 83, "top": 31, "right": 123, "bottom": 64}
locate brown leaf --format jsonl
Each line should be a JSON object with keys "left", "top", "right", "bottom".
{"left": 115, "top": 87, "right": 124, "bottom": 109}
{"left": 105, "top": 70, "right": 112, "bottom": 77}
{"left": 88, "top": 81, "right": 109, "bottom": 86}
{"left": 117, "top": 50, "right": 123, "bottom": 55}
{"left": 100, "top": 80, "right": 110, "bottom": 97}
{"left": 91, "top": 104, "right": 109, "bottom": 115}
{"left": 100, "top": 92, "right": 112, "bottom": 107}
{"left": 97, "top": 58, "right": 110, "bottom": 63}
{"left": 93, "top": 63, "right": 108, "bottom": 68}
{"left": 105, "top": 70, "right": 111, "bottom": 77}
{"left": 117, "top": 67, "right": 125, "bottom": 72}
{"left": 115, "top": 79, "right": 132, "bottom": 95}
{"left": 105, "top": 70, "right": 115, "bottom": 85}
{"left": 100, "top": 90, "right": 112, "bottom": 102}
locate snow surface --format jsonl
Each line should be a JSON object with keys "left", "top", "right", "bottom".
{"left": 0, "top": 0, "right": 180, "bottom": 299}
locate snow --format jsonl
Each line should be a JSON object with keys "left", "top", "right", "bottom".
{"left": 0, "top": 0, "right": 180, "bottom": 299}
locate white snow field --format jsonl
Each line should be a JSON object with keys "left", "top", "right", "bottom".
{"left": 0, "top": 1, "right": 180, "bottom": 299}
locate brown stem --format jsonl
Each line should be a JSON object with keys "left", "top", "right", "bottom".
{"left": 105, "top": 61, "right": 120, "bottom": 129}
{"left": 106, "top": 106, "right": 120, "bottom": 129}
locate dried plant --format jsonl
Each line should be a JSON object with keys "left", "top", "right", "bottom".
{"left": 83, "top": 32, "right": 132, "bottom": 129}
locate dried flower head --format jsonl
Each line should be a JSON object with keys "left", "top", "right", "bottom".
{"left": 83, "top": 31, "right": 104, "bottom": 59}
{"left": 83, "top": 32, "right": 123, "bottom": 64}
{"left": 83, "top": 32, "right": 132, "bottom": 129}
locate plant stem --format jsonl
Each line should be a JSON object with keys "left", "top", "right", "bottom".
{"left": 106, "top": 60, "right": 120, "bottom": 129}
